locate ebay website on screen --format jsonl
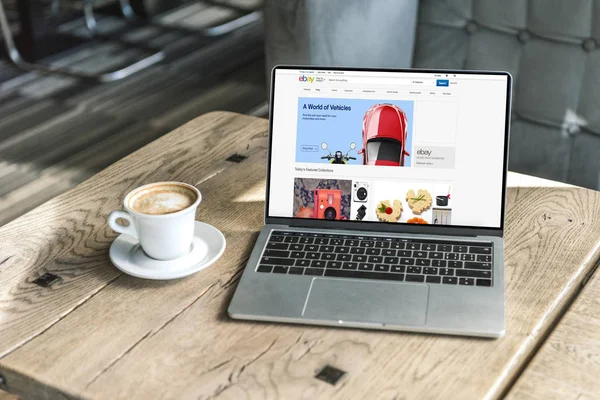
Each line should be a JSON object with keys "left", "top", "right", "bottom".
{"left": 268, "top": 68, "right": 508, "bottom": 228}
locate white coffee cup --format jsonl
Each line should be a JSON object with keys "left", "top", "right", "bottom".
{"left": 108, "top": 182, "right": 201, "bottom": 260}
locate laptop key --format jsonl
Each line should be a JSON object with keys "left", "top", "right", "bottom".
{"left": 432, "top": 260, "right": 447, "bottom": 267}
{"left": 266, "top": 243, "right": 288, "bottom": 250}
{"left": 331, "top": 239, "right": 344, "bottom": 246}
{"left": 325, "top": 269, "right": 405, "bottom": 281}
{"left": 289, "top": 267, "right": 304, "bottom": 275}
{"left": 290, "top": 251, "right": 305, "bottom": 259}
{"left": 342, "top": 262, "right": 358, "bottom": 270}
{"left": 442, "top": 277, "right": 458, "bottom": 285}
{"left": 477, "top": 255, "right": 492, "bottom": 262}
{"left": 375, "top": 241, "right": 390, "bottom": 248}
{"left": 263, "top": 250, "right": 290, "bottom": 258}
{"left": 284, "top": 236, "right": 299, "bottom": 243}
{"left": 460, "top": 254, "right": 475, "bottom": 261}
{"left": 400, "top": 258, "right": 415, "bottom": 265}
{"left": 352, "top": 255, "right": 367, "bottom": 262}
{"left": 459, "top": 278, "right": 475, "bottom": 286}
{"left": 327, "top": 261, "right": 342, "bottom": 269}
{"left": 391, "top": 242, "right": 405, "bottom": 249}
{"left": 358, "top": 263, "right": 374, "bottom": 271}
{"left": 407, "top": 266, "right": 422, "bottom": 274}
{"left": 406, "top": 274, "right": 425, "bottom": 282}
{"left": 423, "top": 267, "right": 438, "bottom": 275}
{"left": 366, "top": 248, "right": 381, "bottom": 255}
{"left": 314, "top": 238, "right": 329, "bottom": 245}
{"left": 384, "top": 256, "right": 399, "bottom": 264}
{"left": 261, "top": 257, "right": 294, "bottom": 266}
{"left": 416, "top": 259, "right": 431, "bottom": 266}
{"left": 311, "top": 260, "right": 326, "bottom": 268}
{"left": 465, "top": 262, "right": 491, "bottom": 270}
{"left": 407, "top": 243, "right": 421, "bottom": 250}
{"left": 423, "top": 244, "right": 436, "bottom": 251}
{"left": 361, "top": 241, "right": 375, "bottom": 248}
{"left": 448, "top": 261, "right": 463, "bottom": 268}
{"left": 476, "top": 279, "right": 492, "bottom": 287}
{"left": 398, "top": 250, "right": 412, "bottom": 257}
{"left": 368, "top": 255, "right": 383, "bottom": 263}
{"left": 375, "top": 264, "right": 390, "bottom": 272}
{"left": 336, "top": 246, "right": 350, "bottom": 254}
{"left": 438, "top": 244, "right": 451, "bottom": 252}
{"left": 336, "top": 254, "right": 352, "bottom": 261}
{"left": 304, "top": 268, "right": 324, "bottom": 276}
{"left": 453, "top": 245, "right": 468, "bottom": 253}
{"left": 306, "top": 252, "right": 320, "bottom": 260}
{"left": 350, "top": 247, "right": 365, "bottom": 254}
{"left": 429, "top": 252, "right": 443, "bottom": 259}
{"left": 257, "top": 265, "right": 272, "bottom": 273}
{"left": 345, "top": 239, "right": 359, "bottom": 246}
{"left": 445, "top": 253, "right": 459, "bottom": 260}
{"left": 439, "top": 268, "right": 454, "bottom": 276}
{"left": 391, "top": 265, "right": 405, "bottom": 273}
{"left": 320, "top": 246, "right": 334, "bottom": 252}
{"left": 470, "top": 246, "right": 492, "bottom": 254}
{"left": 382, "top": 249, "right": 396, "bottom": 256}
{"left": 456, "top": 269, "right": 491, "bottom": 279}
{"left": 296, "top": 259, "right": 310, "bottom": 267}
{"left": 426, "top": 276, "right": 441, "bottom": 284}
{"left": 414, "top": 251, "right": 427, "bottom": 258}
{"left": 290, "top": 244, "right": 304, "bottom": 251}
{"left": 305, "top": 244, "right": 319, "bottom": 252}
{"left": 273, "top": 266, "right": 289, "bottom": 274}
{"left": 299, "top": 237, "right": 314, "bottom": 244}
{"left": 321, "top": 253, "right": 336, "bottom": 260}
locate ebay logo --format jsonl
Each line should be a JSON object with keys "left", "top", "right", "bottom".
{"left": 298, "top": 75, "right": 315, "bottom": 83}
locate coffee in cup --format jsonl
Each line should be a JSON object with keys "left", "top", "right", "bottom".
{"left": 129, "top": 183, "right": 198, "bottom": 215}
{"left": 108, "top": 182, "right": 201, "bottom": 261}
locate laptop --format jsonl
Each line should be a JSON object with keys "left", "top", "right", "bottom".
{"left": 228, "top": 66, "right": 511, "bottom": 338}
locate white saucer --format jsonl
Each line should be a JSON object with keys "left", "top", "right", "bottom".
{"left": 109, "top": 221, "right": 226, "bottom": 280}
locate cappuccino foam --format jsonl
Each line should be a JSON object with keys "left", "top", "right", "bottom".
{"left": 129, "top": 183, "right": 197, "bottom": 215}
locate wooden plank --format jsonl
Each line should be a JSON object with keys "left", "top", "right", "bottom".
{"left": 0, "top": 112, "right": 268, "bottom": 357}
{"left": 1, "top": 112, "right": 600, "bottom": 399}
{"left": 507, "top": 266, "right": 600, "bottom": 399}
{"left": 0, "top": 390, "right": 18, "bottom": 400}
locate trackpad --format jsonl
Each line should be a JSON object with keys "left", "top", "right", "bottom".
{"left": 303, "top": 278, "right": 428, "bottom": 326}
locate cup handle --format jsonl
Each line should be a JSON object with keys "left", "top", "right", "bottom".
{"left": 108, "top": 210, "right": 138, "bottom": 239}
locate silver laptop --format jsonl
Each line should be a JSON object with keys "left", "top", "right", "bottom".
{"left": 228, "top": 66, "right": 511, "bottom": 338}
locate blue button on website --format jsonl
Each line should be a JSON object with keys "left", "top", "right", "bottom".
{"left": 436, "top": 79, "right": 449, "bottom": 87}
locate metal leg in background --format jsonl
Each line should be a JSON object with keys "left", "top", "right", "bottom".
{"left": 201, "top": 9, "right": 261, "bottom": 37}
{"left": 0, "top": 0, "right": 165, "bottom": 82}
{"left": 115, "top": 0, "right": 263, "bottom": 38}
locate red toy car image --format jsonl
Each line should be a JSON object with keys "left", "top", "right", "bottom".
{"left": 359, "top": 104, "right": 410, "bottom": 166}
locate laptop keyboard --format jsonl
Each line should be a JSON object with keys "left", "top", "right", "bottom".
{"left": 256, "top": 231, "right": 493, "bottom": 287}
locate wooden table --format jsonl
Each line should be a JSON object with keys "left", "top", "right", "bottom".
{"left": 507, "top": 258, "right": 600, "bottom": 399}
{"left": 1, "top": 111, "right": 600, "bottom": 400}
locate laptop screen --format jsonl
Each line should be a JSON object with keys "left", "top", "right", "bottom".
{"left": 267, "top": 67, "right": 510, "bottom": 229}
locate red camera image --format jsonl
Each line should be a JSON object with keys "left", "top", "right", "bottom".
{"left": 313, "top": 189, "right": 342, "bottom": 220}
{"left": 293, "top": 178, "right": 351, "bottom": 220}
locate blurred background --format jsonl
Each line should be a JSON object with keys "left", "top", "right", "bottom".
{"left": 0, "top": 0, "right": 599, "bottom": 231}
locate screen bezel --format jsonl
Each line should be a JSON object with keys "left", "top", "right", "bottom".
{"left": 264, "top": 65, "right": 512, "bottom": 237}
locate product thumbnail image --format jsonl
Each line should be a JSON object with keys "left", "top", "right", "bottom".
{"left": 293, "top": 178, "right": 352, "bottom": 220}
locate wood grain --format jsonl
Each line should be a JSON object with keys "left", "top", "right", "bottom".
{"left": 507, "top": 265, "right": 600, "bottom": 399}
{"left": 1, "top": 112, "right": 600, "bottom": 399}
{"left": 0, "top": 390, "right": 18, "bottom": 400}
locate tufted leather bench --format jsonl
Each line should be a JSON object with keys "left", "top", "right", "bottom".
{"left": 264, "top": 0, "right": 600, "bottom": 189}
{"left": 415, "top": 0, "right": 600, "bottom": 189}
